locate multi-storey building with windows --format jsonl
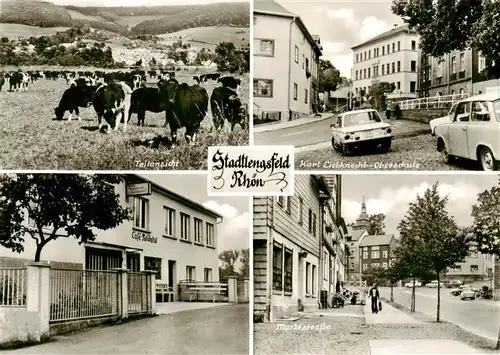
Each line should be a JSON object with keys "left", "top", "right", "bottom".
{"left": 253, "top": 0, "right": 322, "bottom": 122}
{"left": 446, "top": 250, "right": 494, "bottom": 283}
{"left": 0, "top": 175, "right": 222, "bottom": 294}
{"left": 359, "top": 234, "right": 398, "bottom": 273}
{"left": 351, "top": 25, "right": 420, "bottom": 100}
{"left": 420, "top": 48, "right": 500, "bottom": 96}
{"left": 253, "top": 175, "right": 342, "bottom": 321}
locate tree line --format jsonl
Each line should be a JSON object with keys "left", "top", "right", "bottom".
{"left": 218, "top": 249, "right": 250, "bottom": 282}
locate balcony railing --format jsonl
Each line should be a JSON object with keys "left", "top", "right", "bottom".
{"left": 399, "top": 93, "right": 470, "bottom": 110}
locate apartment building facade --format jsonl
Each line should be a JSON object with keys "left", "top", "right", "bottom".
{"left": 0, "top": 175, "right": 222, "bottom": 293}
{"left": 359, "top": 234, "right": 398, "bottom": 272}
{"left": 420, "top": 48, "right": 500, "bottom": 96}
{"left": 351, "top": 25, "right": 420, "bottom": 100}
{"left": 253, "top": 0, "right": 322, "bottom": 122}
{"left": 253, "top": 175, "right": 339, "bottom": 321}
{"left": 446, "top": 250, "right": 494, "bottom": 282}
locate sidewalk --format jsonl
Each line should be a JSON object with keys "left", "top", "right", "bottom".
{"left": 156, "top": 302, "right": 230, "bottom": 315}
{"left": 364, "top": 299, "right": 422, "bottom": 324}
{"left": 253, "top": 113, "right": 332, "bottom": 133}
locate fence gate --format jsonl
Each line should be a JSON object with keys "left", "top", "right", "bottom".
{"left": 127, "top": 272, "right": 151, "bottom": 314}
{"left": 49, "top": 269, "right": 119, "bottom": 323}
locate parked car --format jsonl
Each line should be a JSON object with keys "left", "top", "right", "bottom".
{"left": 425, "top": 280, "right": 442, "bottom": 288}
{"left": 460, "top": 288, "right": 476, "bottom": 300}
{"left": 404, "top": 281, "right": 422, "bottom": 288}
{"left": 330, "top": 109, "right": 393, "bottom": 156}
{"left": 451, "top": 284, "right": 471, "bottom": 296}
{"left": 435, "top": 93, "right": 500, "bottom": 171}
{"left": 446, "top": 280, "right": 463, "bottom": 288}
{"left": 429, "top": 103, "right": 457, "bottom": 136}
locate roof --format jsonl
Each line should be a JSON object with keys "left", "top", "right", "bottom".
{"left": 459, "top": 92, "right": 500, "bottom": 102}
{"left": 125, "top": 174, "right": 223, "bottom": 219}
{"left": 359, "top": 234, "right": 395, "bottom": 247}
{"left": 254, "top": 0, "right": 322, "bottom": 55}
{"left": 351, "top": 24, "right": 413, "bottom": 50}
{"left": 351, "top": 228, "right": 368, "bottom": 241}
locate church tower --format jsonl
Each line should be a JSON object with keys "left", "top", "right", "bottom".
{"left": 352, "top": 195, "right": 370, "bottom": 231}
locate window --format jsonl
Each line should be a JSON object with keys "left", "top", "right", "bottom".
{"left": 451, "top": 56, "right": 457, "bottom": 74}
{"left": 285, "top": 196, "right": 292, "bottom": 214}
{"left": 164, "top": 207, "right": 175, "bottom": 237}
{"left": 306, "top": 57, "right": 309, "bottom": 71}
{"left": 387, "top": 63, "right": 390, "bottom": 74}
{"left": 411, "top": 40, "right": 416, "bottom": 50}
{"left": 382, "top": 262, "right": 388, "bottom": 269}
{"left": 392, "top": 43, "right": 395, "bottom": 52}
{"left": 273, "top": 242, "right": 283, "bottom": 290}
{"left": 186, "top": 266, "right": 196, "bottom": 281}
{"left": 363, "top": 68, "right": 366, "bottom": 79}
{"left": 371, "top": 263, "right": 380, "bottom": 268}
{"left": 470, "top": 265, "right": 479, "bottom": 272}
{"left": 364, "top": 51, "right": 366, "bottom": 60}
{"left": 312, "top": 265, "right": 316, "bottom": 296}
{"left": 206, "top": 222, "right": 214, "bottom": 247}
{"left": 410, "top": 81, "right": 416, "bottom": 93}
{"left": 194, "top": 218, "right": 203, "bottom": 244}
{"left": 305, "top": 88, "right": 308, "bottom": 104}
{"left": 133, "top": 197, "right": 149, "bottom": 230}
{"left": 387, "top": 44, "right": 390, "bottom": 54}
{"left": 355, "top": 70, "right": 358, "bottom": 80}
{"left": 397, "top": 82, "right": 401, "bottom": 90}
{"left": 298, "top": 197, "right": 303, "bottom": 223}
{"left": 368, "top": 50, "right": 371, "bottom": 59}
{"left": 312, "top": 213, "right": 317, "bottom": 237}
{"left": 277, "top": 196, "right": 284, "bottom": 207}
{"left": 469, "top": 251, "right": 478, "bottom": 258}
{"left": 180, "top": 213, "right": 190, "bottom": 241}
{"left": 410, "top": 60, "right": 416, "bottom": 72}
{"left": 450, "top": 264, "right": 461, "bottom": 271}
{"left": 293, "top": 83, "right": 298, "bottom": 101}
{"left": 355, "top": 87, "right": 359, "bottom": 94}
{"left": 382, "top": 250, "right": 388, "bottom": 258}
{"left": 253, "top": 79, "right": 273, "bottom": 97}
{"left": 254, "top": 39, "right": 274, "bottom": 56}
{"left": 350, "top": 263, "right": 355, "bottom": 271}
{"left": 363, "top": 263, "right": 368, "bottom": 271}
{"left": 306, "top": 262, "right": 310, "bottom": 294}
{"left": 397, "top": 41, "right": 401, "bottom": 51}
{"left": 460, "top": 53, "right": 465, "bottom": 71}
{"left": 302, "top": 54, "right": 305, "bottom": 69}
{"left": 356, "top": 53, "right": 359, "bottom": 62}
{"left": 471, "top": 101, "right": 490, "bottom": 122}
{"left": 323, "top": 251, "right": 328, "bottom": 279}
{"left": 392, "top": 62, "right": 395, "bottom": 73}
{"left": 382, "top": 46, "right": 385, "bottom": 55}
{"left": 363, "top": 251, "right": 368, "bottom": 259}
{"left": 371, "top": 251, "right": 380, "bottom": 258}
{"left": 145, "top": 256, "right": 162, "bottom": 280}
{"left": 382, "top": 65, "right": 385, "bottom": 75}
{"left": 204, "top": 268, "right": 212, "bottom": 282}
{"left": 479, "top": 55, "right": 486, "bottom": 72}
{"left": 368, "top": 68, "right": 371, "bottom": 78}
{"left": 284, "top": 248, "right": 293, "bottom": 293}
{"left": 308, "top": 209, "right": 313, "bottom": 233}
{"left": 294, "top": 45, "right": 299, "bottom": 63}
{"left": 454, "top": 102, "right": 471, "bottom": 122}
{"left": 397, "top": 61, "right": 401, "bottom": 72}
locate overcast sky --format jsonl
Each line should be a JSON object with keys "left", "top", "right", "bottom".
{"left": 274, "top": 0, "right": 403, "bottom": 77}
{"left": 50, "top": 0, "right": 246, "bottom": 6}
{"left": 339, "top": 174, "right": 499, "bottom": 237}
{"left": 142, "top": 174, "right": 249, "bottom": 254}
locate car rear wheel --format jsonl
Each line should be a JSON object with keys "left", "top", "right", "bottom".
{"left": 479, "top": 147, "right": 498, "bottom": 171}
{"left": 439, "top": 140, "right": 452, "bottom": 164}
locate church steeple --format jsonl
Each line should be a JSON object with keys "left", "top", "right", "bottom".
{"left": 352, "top": 194, "right": 370, "bottom": 231}
{"left": 361, "top": 194, "right": 366, "bottom": 214}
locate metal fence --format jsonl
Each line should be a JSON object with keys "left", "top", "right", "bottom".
{"left": 49, "top": 269, "right": 119, "bottom": 323}
{"left": 398, "top": 93, "right": 470, "bottom": 110}
{"left": 178, "top": 280, "right": 228, "bottom": 302}
{"left": 0, "top": 268, "right": 26, "bottom": 307}
{"left": 127, "top": 272, "right": 151, "bottom": 314}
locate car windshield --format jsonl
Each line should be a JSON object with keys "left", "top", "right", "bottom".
{"left": 343, "top": 111, "right": 381, "bottom": 127}
{"left": 493, "top": 99, "right": 500, "bottom": 121}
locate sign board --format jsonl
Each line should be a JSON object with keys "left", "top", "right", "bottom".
{"left": 132, "top": 230, "right": 157, "bottom": 244}
{"left": 126, "top": 183, "right": 152, "bottom": 196}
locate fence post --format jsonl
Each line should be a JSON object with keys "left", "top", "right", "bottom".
{"left": 144, "top": 271, "right": 157, "bottom": 315}
{"left": 25, "top": 262, "right": 51, "bottom": 340}
{"left": 244, "top": 278, "right": 250, "bottom": 303}
{"left": 228, "top": 276, "right": 237, "bottom": 303}
{"left": 115, "top": 268, "right": 128, "bottom": 319}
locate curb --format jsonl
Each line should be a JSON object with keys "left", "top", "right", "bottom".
{"left": 253, "top": 115, "right": 334, "bottom": 133}
{"left": 382, "top": 297, "right": 498, "bottom": 344}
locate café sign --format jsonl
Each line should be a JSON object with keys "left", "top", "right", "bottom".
{"left": 126, "top": 183, "right": 152, "bottom": 196}
{"left": 132, "top": 230, "right": 157, "bottom": 244}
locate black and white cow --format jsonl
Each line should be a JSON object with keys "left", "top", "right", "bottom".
{"left": 54, "top": 85, "right": 99, "bottom": 121}
{"left": 9, "top": 71, "right": 29, "bottom": 92}
{"left": 218, "top": 76, "right": 241, "bottom": 95}
{"left": 0, "top": 72, "right": 5, "bottom": 92}
{"left": 210, "top": 86, "right": 246, "bottom": 132}
{"left": 92, "top": 82, "right": 132, "bottom": 133}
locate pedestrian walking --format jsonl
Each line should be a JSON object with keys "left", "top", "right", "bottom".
{"left": 369, "top": 284, "right": 380, "bottom": 314}
{"left": 394, "top": 103, "right": 401, "bottom": 120}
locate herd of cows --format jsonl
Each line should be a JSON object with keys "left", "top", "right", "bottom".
{"left": 0, "top": 68, "right": 248, "bottom": 143}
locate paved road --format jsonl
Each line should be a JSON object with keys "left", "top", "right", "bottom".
{"left": 7, "top": 304, "right": 249, "bottom": 354}
{"left": 380, "top": 287, "right": 500, "bottom": 341}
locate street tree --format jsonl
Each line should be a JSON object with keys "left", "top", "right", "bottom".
{"left": 470, "top": 178, "right": 500, "bottom": 349}
{"left": 398, "top": 183, "right": 470, "bottom": 321}
{"left": 218, "top": 249, "right": 240, "bottom": 280}
{"left": 319, "top": 59, "right": 342, "bottom": 93}
{"left": 362, "top": 266, "right": 387, "bottom": 287}
{"left": 368, "top": 82, "right": 395, "bottom": 110}
{"left": 239, "top": 248, "right": 250, "bottom": 280}
{"left": 391, "top": 0, "right": 500, "bottom": 76}
{"left": 384, "top": 258, "right": 408, "bottom": 303}
{"left": 0, "top": 174, "right": 131, "bottom": 262}
{"left": 368, "top": 213, "right": 386, "bottom": 235}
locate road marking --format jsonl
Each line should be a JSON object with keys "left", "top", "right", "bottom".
{"left": 280, "top": 129, "right": 314, "bottom": 137}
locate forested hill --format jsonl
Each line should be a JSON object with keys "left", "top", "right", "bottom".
{"left": 0, "top": 0, "right": 249, "bottom": 35}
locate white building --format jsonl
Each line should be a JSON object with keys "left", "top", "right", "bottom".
{"left": 351, "top": 25, "right": 420, "bottom": 100}
{"left": 0, "top": 175, "right": 222, "bottom": 291}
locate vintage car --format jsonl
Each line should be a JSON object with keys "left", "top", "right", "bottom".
{"left": 435, "top": 93, "right": 500, "bottom": 171}
{"left": 330, "top": 109, "right": 393, "bottom": 155}
{"left": 404, "top": 281, "right": 422, "bottom": 288}
{"left": 460, "top": 287, "right": 476, "bottom": 300}
{"left": 429, "top": 103, "right": 458, "bottom": 136}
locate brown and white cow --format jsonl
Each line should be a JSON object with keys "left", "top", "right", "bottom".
{"left": 92, "top": 82, "right": 132, "bottom": 133}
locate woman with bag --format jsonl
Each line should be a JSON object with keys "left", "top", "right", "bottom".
{"left": 368, "top": 284, "right": 380, "bottom": 314}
